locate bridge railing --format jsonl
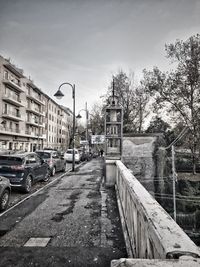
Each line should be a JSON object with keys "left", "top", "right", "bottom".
{"left": 115, "top": 160, "right": 200, "bottom": 259}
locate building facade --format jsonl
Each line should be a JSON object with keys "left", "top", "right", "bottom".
{"left": 0, "top": 55, "right": 72, "bottom": 151}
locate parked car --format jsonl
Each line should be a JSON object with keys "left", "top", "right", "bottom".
{"left": 65, "top": 149, "right": 80, "bottom": 163}
{"left": 0, "top": 152, "right": 50, "bottom": 193}
{"left": 80, "top": 151, "right": 92, "bottom": 161}
{"left": 0, "top": 150, "right": 15, "bottom": 156}
{"left": 35, "top": 150, "right": 67, "bottom": 176}
{"left": 0, "top": 176, "right": 11, "bottom": 211}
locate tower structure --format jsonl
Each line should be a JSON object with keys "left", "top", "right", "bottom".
{"left": 104, "top": 79, "right": 123, "bottom": 186}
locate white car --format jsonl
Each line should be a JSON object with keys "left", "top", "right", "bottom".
{"left": 65, "top": 149, "right": 80, "bottom": 163}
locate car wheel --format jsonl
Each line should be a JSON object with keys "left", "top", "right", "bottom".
{"left": 0, "top": 189, "right": 10, "bottom": 211}
{"left": 51, "top": 166, "right": 56, "bottom": 176}
{"left": 23, "top": 175, "right": 32, "bottom": 193}
{"left": 43, "top": 168, "right": 50, "bottom": 182}
{"left": 62, "top": 163, "right": 67, "bottom": 172}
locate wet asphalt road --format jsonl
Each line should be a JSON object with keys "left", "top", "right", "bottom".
{"left": 0, "top": 158, "right": 127, "bottom": 267}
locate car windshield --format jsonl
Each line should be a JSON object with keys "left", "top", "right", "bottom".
{"left": 67, "top": 150, "right": 78, "bottom": 154}
{"left": 36, "top": 152, "right": 50, "bottom": 159}
{"left": 0, "top": 156, "right": 23, "bottom": 165}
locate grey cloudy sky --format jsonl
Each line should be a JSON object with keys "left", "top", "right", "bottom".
{"left": 0, "top": 0, "right": 200, "bottom": 112}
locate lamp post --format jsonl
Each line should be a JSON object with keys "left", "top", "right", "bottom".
{"left": 54, "top": 82, "right": 76, "bottom": 172}
{"left": 76, "top": 102, "right": 89, "bottom": 144}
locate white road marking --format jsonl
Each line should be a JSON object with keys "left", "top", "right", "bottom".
{"left": 24, "top": 237, "right": 50, "bottom": 247}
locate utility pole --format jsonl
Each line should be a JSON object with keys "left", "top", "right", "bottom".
{"left": 162, "top": 127, "right": 189, "bottom": 223}
{"left": 171, "top": 145, "right": 177, "bottom": 222}
{"left": 85, "top": 102, "right": 88, "bottom": 145}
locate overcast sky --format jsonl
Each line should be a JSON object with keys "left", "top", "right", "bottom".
{"left": 0, "top": 0, "right": 200, "bottom": 113}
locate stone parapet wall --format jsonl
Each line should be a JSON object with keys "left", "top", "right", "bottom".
{"left": 111, "top": 257, "right": 200, "bottom": 267}
{"left": 115, "top": 160, "right": 200, "bottom": 259}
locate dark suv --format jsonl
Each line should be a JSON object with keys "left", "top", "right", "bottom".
{"left": 0, "top": 152, "right": 50, "bottom": 193}
{"left": 35, "top": 150, "right": 67, "bottom": 176}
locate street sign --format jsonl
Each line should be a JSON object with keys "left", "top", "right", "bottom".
{"left": 91, "top": 135, "right": 105, "bottom": 144}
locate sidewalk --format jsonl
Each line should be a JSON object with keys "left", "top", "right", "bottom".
{"left": 0, "top": 158, "right": 127, "bottom": 267}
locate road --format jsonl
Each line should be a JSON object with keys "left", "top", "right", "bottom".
{"left": 0, "top": 158, "right": 127, "bottom": 267}
{"left": 7, "top": 162, "right": 73, "bottom": 209}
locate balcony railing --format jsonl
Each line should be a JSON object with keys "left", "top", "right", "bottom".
{"left": 26, "top": 119, "right": 43, "bottom": 126}
{"left": 3, "top": 110, "right": 21, "bottom": 118}
{"left": 27, "top": 105, "right": 44, "bottom": 115}
{"left": 25, "top": 130, "right": 42, "bottom": 137}
{"left": 1, "top": 127, "right": 20, "bottom": 133}
{"left": 3, "top": 92, "right": 23, "bottom": 107}
{"left": 6, "top": 92, "right": 21, "bottom": 102}
{"left": 25, "top": 130, "right": 31, "bottom": 135}
{"left": 3, "top": 78, "right": 24, "bottom": 92}
{"left": 26, "top": 92, "right": 45, "bottom": 105}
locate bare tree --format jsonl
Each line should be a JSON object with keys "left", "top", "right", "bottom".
{"left": 144, "top": 34, "right": 200, "bottom": 174}
{"left": 89, "top": 102, "right": 104, "bottom": 135}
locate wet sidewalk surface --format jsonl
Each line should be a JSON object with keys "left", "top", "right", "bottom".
{"left": 0, "top": 158, "right": 127, "bottom": 267}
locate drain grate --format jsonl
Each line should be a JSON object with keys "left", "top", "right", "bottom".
{"left": 24, "top": 237, "right": 50, "bottom": 247}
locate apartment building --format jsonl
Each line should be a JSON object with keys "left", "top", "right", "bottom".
{"left": 60, "top": 106, "right": 73, "bottom": 149}
{"left": 44, "top": 98, "right": 72, "bottom": 150}
{"left": 0, "top": 55, "right": 72, "bottom": 151}
{"left": 23, "top": 78, "right": 46, "bottom": 151}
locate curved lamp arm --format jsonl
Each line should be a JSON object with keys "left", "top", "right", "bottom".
{"left": 54, "top": 82, "right": 76, "bottom": 171}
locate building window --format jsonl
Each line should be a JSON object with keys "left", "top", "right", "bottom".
{"left": 16, "top": 78, "right": 20, "bottom": 86}
{"left": 3, "top": 103, "right": 8, "bottom": 114}
{"left": 10, "top": 121, "right": 12, "bottom": 130}
{"left": 4, "top": 71, "right": 8, "bottom": 80}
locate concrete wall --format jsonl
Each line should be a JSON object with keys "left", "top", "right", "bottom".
{"left": 122, "top": 136, "right": 157, "bottom": 195}
{"left": 115, "top": 160, "right": 200, "bottom": 259}
{"left": 111, "top": 257, "right": 200, "bottom": 267}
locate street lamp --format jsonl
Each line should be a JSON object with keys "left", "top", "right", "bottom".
{"left": 54, "top": 82, "right": 76, "bottom": 172}
{"left": 76, "top": 103, "right": 89, "bottom": 142}
{"left": 76, "top": 102, "right": 91, "bottom": 150}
